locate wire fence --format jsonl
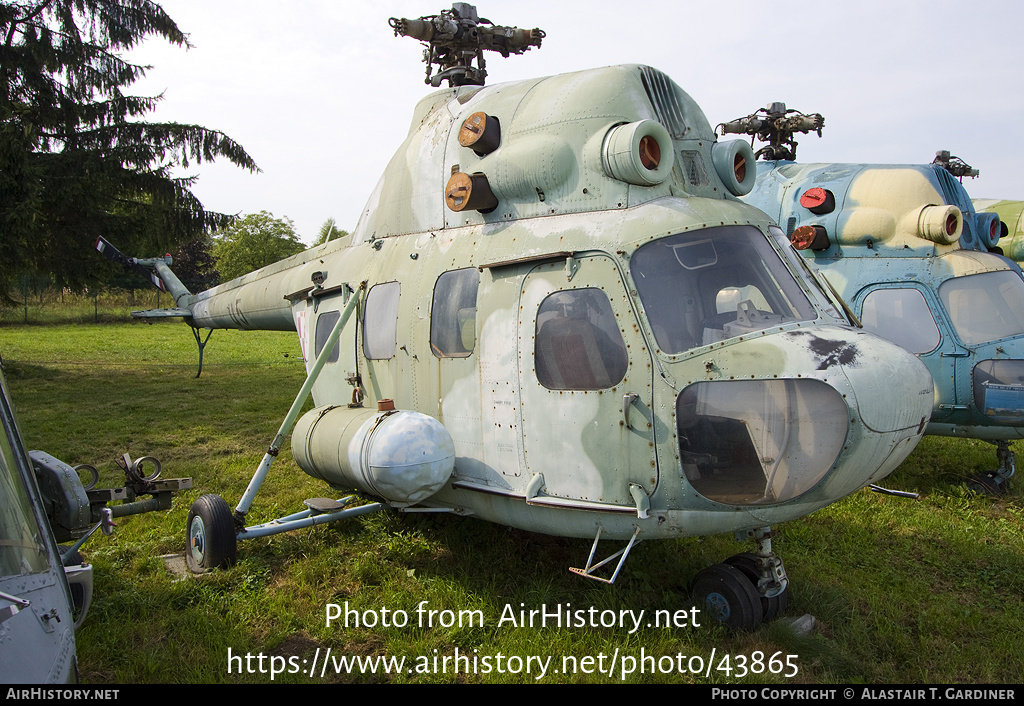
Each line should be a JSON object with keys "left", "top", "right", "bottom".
{"left": 2, "top": 286, "right": 169, "bottom": 325}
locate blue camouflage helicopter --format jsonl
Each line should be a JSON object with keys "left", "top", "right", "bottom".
{"left": 730, "top": 104, "right": 1024, "bottom": 493}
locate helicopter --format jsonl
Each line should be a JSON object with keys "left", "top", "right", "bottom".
{"left": 973, "top": 199, "right": 1024, "bottom": 262}
{"left": 97, "top": 4, "right": 935, "bottom": 631}
{"left": 728, "top": 103, "right": 1024, "bottom": 494}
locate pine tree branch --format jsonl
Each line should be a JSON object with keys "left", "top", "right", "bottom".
{"left": 3, "top": 1, "right": 54, "bottom": 48}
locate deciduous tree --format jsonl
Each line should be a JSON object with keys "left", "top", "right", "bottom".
{"left": 212, "top": 211, "right": 304, "bottom": 282}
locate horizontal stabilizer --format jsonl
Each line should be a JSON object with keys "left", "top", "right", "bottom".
{"left": 131, "top": 308, "right": 192, "bottom": 319}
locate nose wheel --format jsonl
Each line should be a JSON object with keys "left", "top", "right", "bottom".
{"left": 968, "top": 440, "right": 1014, "bottom": 496}
{"left": 691, "top": 526, "right": 790, "bottom": 631}
{"left": 185, "top": 494, "right": 237, "bottom": 572}
{"left": 691, "top": 563, "right": 763, "bottom": 631}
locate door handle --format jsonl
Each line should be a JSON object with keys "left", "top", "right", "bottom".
{"left": 623, "top": 392, "right": 640, "bottom": 430}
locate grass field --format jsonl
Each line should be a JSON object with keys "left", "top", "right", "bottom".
{"left": 2, "top": 321, "right": 1022, "bottom": 684}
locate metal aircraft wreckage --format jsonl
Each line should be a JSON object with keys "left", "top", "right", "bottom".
{"left": 727, "top": 103, "right": 1024, "bottom": 495}
{"left": 98, "top": 5, "right": 935, "bottom": 630}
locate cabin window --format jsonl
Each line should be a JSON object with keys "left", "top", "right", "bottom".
{"left": 430, "top": 268, "right": 479, "bottom": 358}
{"left": 534, "top": 288, "right": 628, "bottom": 390}
{"left": 860, "top": 288, "right": 940, "bottom": 354}
{"left": 363, "top": 281, "right": 400, "bottom": 360}
{"left": 939, "top": 271, "right": 1024, "bottom": 346}
{"left": 314, "top": 310, "right": 341, "bottom": 363}
{"left": 631, "top": 226, "right": 816, "bottom": 354}
{"left": 973, "top": 359, "right": 1024, "bottom": 424}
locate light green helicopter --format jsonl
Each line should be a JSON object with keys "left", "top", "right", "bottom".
{"left": 99, "top": 4, "right": 934, "bottom": 631}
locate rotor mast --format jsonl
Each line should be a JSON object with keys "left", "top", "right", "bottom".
{"left": 718, "top": 102, "right": 824, "bottom": 161}
{"left": 389, "top": 3, "right": 545, "bottom": 87}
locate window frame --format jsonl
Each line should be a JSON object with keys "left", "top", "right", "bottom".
{"left": 430, "top": 268, "right": 480, "bottom": 359}
{"left": 362, "top": 281, "right": 401, "bottom": 360}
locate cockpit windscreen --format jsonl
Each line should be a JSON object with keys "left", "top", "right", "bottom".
{"left": 631, "top": 226, "right": 817, "bottom": 354}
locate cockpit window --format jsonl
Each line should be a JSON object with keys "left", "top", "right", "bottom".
{"left": 677, "top": 379, "right": 847, "bottom": 505}
{"left": 0, "top": 386, "right": 49, "bottom": 575}
{"left": 766, "top": 226, "right": 846, "bottom": 323}
{"left": 860, "top": 288, "right": 941, "bottom": 354}
{"left": 535, "top": 288, "right": 628, "bottom": 390}
{"left": 631, "top": 226, "right": 817, "bottom": 354}
{"left": 939, "top": 271, "right": 1024, "bottom": 346}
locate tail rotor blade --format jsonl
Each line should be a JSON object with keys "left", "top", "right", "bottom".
{"left": 95, "top": 237, "right": 166, "bottom": 291}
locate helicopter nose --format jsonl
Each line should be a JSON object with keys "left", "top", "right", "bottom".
{"left": 816, "top": 329, "right": 934, "bottom": 494}
{"left": 676, "top": 327, "right": 932, "bottom": 510}
{"left": 832, "top": 331, "right": 934, "bottom": 435}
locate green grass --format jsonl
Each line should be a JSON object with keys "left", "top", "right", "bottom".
{"left": 2, "top": 322, "right": 1022, "bottom": 683}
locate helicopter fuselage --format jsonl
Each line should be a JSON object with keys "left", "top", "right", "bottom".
{"left": 975, "top": 198, "right": 1024, "bottom": 264}
{"left": 170, "top": 66, "right": 932, "bottom": 542}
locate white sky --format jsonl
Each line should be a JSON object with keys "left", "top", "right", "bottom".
{"left": 127, "top": 0, "right": 1024, "bottom": 244}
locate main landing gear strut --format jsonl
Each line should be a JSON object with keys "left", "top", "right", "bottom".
{"left": 968, "top": 440, "right": 1015, "bottom": 496}
{"left": 184, "top": 284, "right": 383, "bottom": 573}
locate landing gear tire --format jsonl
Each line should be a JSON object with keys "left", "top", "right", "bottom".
{"left": 725, "top": 552, "right": 789, "bottom": 621}
{"left": 186, "top": 494, "right": 237, "bottom": 573}
{"left": 691, "top": 563, "right": 763, "bottom": 631}
{"left": 967, "top": 471, "right": 1008, "bottom": 496}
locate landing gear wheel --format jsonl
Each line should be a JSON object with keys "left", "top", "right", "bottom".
{"left": 724, "top": 552, "right": 789, "bottom": 621}
{"left": 186, "top": 494, "right": 237, "bottom": 573}
{"left": 967, "top": 471, "right": 1008, "bottom": 496}
{"left": 691, "top": 563, "right": 763, "bottom": 631}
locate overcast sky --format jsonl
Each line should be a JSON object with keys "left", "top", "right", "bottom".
{"left": 127, "top": 0, "right": 1024, "bottom": 244}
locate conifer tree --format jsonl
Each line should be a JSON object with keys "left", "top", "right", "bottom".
{"left": 170, "top": 233, "right": 218, "bottom": 291}
{"left": 0, "top": 0, "right": 257, "bottom": 294}
{"left": 313, "top": 216, "right": 348, "bottom": 247}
